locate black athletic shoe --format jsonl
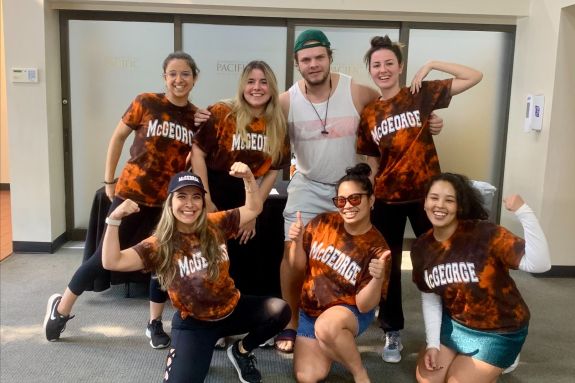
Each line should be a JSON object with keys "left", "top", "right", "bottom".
{"left": 227, "top": 340, "right": 262, "bottom": 383}
{"left": 43, "top": 294, "right": 74, "bottom": 341}
{"left": 145, "top": 318, "right": 171, "bottom": 349}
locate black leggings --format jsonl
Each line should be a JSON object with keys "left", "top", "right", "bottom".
{"left": 163, "top": 295, "right": 290, "bottom": 383}
{"left": 371, "top": 199, "right": 431, "bottom": 332}
{"left": 68, "top": 197, "right": 168, "bottom": 304}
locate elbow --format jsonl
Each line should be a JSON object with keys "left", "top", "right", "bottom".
{"left": 356, "top": 302, "right": 376, "bottom": 314}
{"left": 538, "top": 260, "right": 552, "bottom": 273}
{"left": 101, "top": 253, "right": 116, "bottom": 271}
{"left": 355, "top": 296, "right": 378, "bottom": 313}
{"left": 102, "top": 258, "right": 112, "bottom": 271}
{"left": 475, "top": 71, "right": 484, "bottom": 84}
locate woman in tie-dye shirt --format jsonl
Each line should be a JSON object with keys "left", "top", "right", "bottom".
{"left": 288, "top": 163, "right": 391, "bottom": 383}
{"left": 44, "top": 52, "right": 200, "bottom": 349}
{"left": 356, "top": 35, "right": 483, "bottom": 363}
{"left": 101, "top": 163, "right": 290, "bottom": 383}
{"left": 412, "top": 173, "right": 550, "bottom": 382}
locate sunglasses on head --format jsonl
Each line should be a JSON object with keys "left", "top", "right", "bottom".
{"left": 332, "top": 193, "right": 368, "bottom": 208}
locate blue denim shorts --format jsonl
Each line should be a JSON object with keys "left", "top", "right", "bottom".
{"left": 441, "top": 313, "right": 528, "bottom": 369}
{"left": 297, "top": 305, "right": 375, "bottom": 339}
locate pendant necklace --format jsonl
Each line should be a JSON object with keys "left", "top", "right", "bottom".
{"left": 305, "top": 77, "right": 332, "bottom": 135}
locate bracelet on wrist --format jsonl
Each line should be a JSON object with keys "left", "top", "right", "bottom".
{"left": 103, "top": 178, "right": 118, "bottom": 185}
{"left": 105, "top": 217, "right": 122, "bottom": 226}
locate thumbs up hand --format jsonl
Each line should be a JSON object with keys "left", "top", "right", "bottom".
{"left": 288, "top": 211, "right": 304, "bottom": 243}
{"left": 369, "top": 249, "right": 390, "bottom": 279}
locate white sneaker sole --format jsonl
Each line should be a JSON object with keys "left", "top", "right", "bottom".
{"left": 145, "top": 328, "right": 170, "bottom": 349}
{"left": 226, "top": 345, "right": 251, "bottom": 383}
{"left": 502, "top": 355, "right": 520, "bottom": 374}
{"left": 382, "top": 343, "right": 404, "bottom": 363}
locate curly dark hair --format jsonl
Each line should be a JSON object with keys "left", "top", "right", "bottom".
{"left": 425, "top": 173, "right": 489, "bottom": 221}
{"left": 335, "top": 163, "right": 373, "bottom": 196}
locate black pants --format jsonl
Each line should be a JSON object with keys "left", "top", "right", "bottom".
{"left": 371, "top": 199, "right": 431, "bottom": 332}
{"left": 208, "top": 170, "right": 262, "bottom": 295}
{"left": 163, "top": 295, "right": 290, "bottom": 383}
{"left": 68, "top": 197, "right": 168, "bottom": 304}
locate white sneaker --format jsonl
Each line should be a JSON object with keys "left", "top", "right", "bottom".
{"left": 502, "top": 355, "right": 520, "bottom": 374}
{"left": 382, "top": 331, "right": 403, "bottom": 363}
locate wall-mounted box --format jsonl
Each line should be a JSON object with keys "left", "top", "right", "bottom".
{"left": 10, "top": 68, "right": 39, "bottom": 83}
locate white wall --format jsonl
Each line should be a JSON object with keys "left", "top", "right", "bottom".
{"left": 2, "top": 0, "right": 574, "bottom": 267}
{"left": 2, "top": 0, "right": 65, "bottom": 242}
{"left": 501, "top": 0, "right": 575, "bottom": 266}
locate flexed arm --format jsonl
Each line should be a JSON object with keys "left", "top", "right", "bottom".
{"left": 102, "top": 199, "right": 145, "bottom": 272}
{"left": 410, "top": 61, "right": 483, "bottom": 96}
{"left": 229, "top": 162, "right": 263, "bottom": 226}
{"left": 504, "top": 194, "right": 551, "bottom": 273}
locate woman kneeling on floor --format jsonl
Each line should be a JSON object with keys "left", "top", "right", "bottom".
{"left": 102, "top": 162, "right": 290, "bottom": 383}
{"left": 412, "top": 173, "right": 550, "bottom": 383}
{"left": 288, "top": 163, "right": 391, "bottom": 383}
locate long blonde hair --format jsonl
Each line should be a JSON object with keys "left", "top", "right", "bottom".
{"left": 228, "top": 60, "right": 287, "bottom": 166}
{"left": 153, "top": 193, "right": 225, "bottom": 290}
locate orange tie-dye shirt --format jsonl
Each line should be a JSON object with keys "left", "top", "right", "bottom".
{"left": 193, "top": 102, "right": 290, "bottom": 178}
{"left": 300, "top": 212, "right": 391, "bottom": 318}
{"left": 357, "top": 80, "right": 452, "bottom": 202}
{"left": 134, "top": 209, "right": 241, "bottom": 321}
{"left": 411, "top": 220, "right": 529, "bottom": 331}
{"left": 116, "top": 93, "right": 198, "bottom": 207}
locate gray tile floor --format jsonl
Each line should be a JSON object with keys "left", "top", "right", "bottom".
{"left": 1, "top": 243, "right": 574, "bottom": 382}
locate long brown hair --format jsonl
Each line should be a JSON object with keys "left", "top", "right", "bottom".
{"left": 153, "top": 193, "right": 225, "bottom": 290}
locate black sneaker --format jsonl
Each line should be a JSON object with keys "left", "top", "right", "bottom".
{"left": 43, "top": 294, "right": 74, "bottom": 341}
{"left": 145, "top": 318, "right": 171, "bottom": 349}
{"left": 227, "top": 340, "right": 262, "bottom": 383}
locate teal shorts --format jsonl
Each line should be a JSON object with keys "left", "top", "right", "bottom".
{"left": 440, "top": 313, "right": 528, "bottom": 369}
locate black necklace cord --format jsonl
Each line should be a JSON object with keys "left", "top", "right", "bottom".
{"left": 305, "top": 77, "right": 332, "bottom": 135}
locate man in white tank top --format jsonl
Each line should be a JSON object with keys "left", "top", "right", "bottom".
{"left": 275, "top": 29, "right": 381, "bottom": 353}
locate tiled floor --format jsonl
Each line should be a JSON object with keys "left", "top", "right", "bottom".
{"left": 0, "top": 190, "right": 13, "bottom": 260}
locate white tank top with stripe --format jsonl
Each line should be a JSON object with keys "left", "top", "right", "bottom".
{"left": 288, "top": 73, "right": 360, "bottom": 184}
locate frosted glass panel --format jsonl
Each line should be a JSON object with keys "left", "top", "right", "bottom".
{"left": 293, "top": 27, "right": 399, "bottom": 89}
{"left": 407, "top": 29, "right": 513, "bottom": 187}
{"left": 69, "top": 20, "right": 173, "bottom": 227}
{"left": 182, "top": 24, "right": 287, "bottom": 108}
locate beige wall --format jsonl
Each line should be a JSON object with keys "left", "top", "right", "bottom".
{"left": 1, "top": 1, "right": 9, "bottom": 184}
{"left": 2, "top": 0, "right": 574, "bottom": 266}
{"left": 501, "top": 0, "right": 575, "bottom": 266}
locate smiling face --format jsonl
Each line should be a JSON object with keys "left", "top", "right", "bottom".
{"left": 335, "top": 181, "right": 374, "bottom": 231}
{"left": 171, "top": 186, "right": 204, "bottom": 232}
{"left": 295, "top": 45, "right": 331, "bottom": 86}
{"left": 243, "top": 68, "right": 271, "bottom": 115}
{"left": 163, "top": 58, "right": 196, "bottom": 106}
{"left": 369, "top": 48, "right": 403, "bottom": 97}
{"left": 424, "top": 180, "right": 459, "bottom": 239}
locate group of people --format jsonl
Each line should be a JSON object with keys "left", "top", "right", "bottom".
{"left": 42, "top": 29, "right": 551, "bottom": 383}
